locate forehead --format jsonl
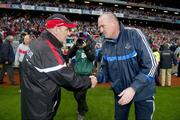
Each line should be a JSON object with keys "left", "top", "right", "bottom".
{"left": 98, "top": 16, "right": 109, "bottom": 26}
{"left": 59, "top": 26, "right": 69, "bottom": 30}
{"left": 24, "top": 35, "right": 30, "bottom": 39}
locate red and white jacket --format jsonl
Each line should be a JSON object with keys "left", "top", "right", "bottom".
{"left": 15, "top": 43, "right": 29, "bottom": 66}
{"left": 21, "top": 30, "right": 91, "bottom": 120}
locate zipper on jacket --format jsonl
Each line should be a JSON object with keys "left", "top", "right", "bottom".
{"left": 115, "top": 44, "right": 125, "bottom": 90}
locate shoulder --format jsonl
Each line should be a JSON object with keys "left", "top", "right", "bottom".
{"left": 124, "top": 27, "right": 138, "bottom": 32}
{"left": 18, "top": 43, "right": 24, "bottom": 48}
{"left": 124, "top": 27, "right": 142, "bottom": 38}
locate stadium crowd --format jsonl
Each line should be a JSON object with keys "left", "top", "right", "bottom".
{"left": 0, "top": 11, "right": 179, "bottom": 86}
{"left": 1, "top": 0, "right": 180, "bottom": 21}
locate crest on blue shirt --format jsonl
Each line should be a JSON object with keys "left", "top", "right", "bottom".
{"left": 125, "top": 43, "right": 131, "bottom": 49}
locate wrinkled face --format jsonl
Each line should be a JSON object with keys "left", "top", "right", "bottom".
{"left": 9, "top": 36, "right": 14, "bottom": 43}
{"left": 56, "top": 26, "right": 70, "bottom": 43}
{"left": 24, "top": 35, "right": 31, "bottom": 45}
{"left": 98, "top": 17, "right": 115, "bottom": 39}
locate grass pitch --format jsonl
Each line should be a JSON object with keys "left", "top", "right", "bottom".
{"left": 0, "top": 85, "right": 180, "bottom": 120}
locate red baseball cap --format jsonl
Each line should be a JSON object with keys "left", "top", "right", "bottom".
{"left": 45, "top": 14, "right": 77, "bottom": 29}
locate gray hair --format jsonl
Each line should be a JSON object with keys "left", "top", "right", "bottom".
{"left": 99, "top": 12, "right": 119, "bottom": 23}
{"left": 5, "top": 35, "right": 14, "bottom": 42}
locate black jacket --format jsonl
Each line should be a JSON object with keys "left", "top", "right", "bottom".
{"left": 21, "top": 30, "right": 91, "bottom": 120}
{"left": 1, "top": 40, "right": 15, "bottom": 64}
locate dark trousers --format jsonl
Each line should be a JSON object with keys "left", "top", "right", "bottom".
{"left": 0, "top": 63, "right": 16, "bottom": 84}
{"left": 155, "top": 65, "right": 161, "bottom": 86}
{"left": 73, "top": 89, "right": 88, "bottom": 116}
{"left": 114, "top": 95, "right": 154, "bottom": 120}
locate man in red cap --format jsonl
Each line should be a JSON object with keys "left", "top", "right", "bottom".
{"left": 21, "top": 14, "right": 97, "bottom": 120}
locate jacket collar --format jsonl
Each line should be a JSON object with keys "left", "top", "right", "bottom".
{"left": 41, "top": 30, "right": 63, "bottom": 49}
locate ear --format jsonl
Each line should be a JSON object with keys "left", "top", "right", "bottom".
{"left": 54, "top": 27, "right": 59, "bottom": 35}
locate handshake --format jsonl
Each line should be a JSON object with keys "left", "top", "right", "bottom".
{"left": 89, "top": 75, "right": 98, "bottom": 88}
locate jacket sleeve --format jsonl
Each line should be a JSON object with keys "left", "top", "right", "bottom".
{"left": 2, "top": 42, "right": 15, "bottom": 64}
{"left": 172, "top": 52, "right": 178, "bottom": 65}
{"left": 130, "top": 29, "right": 158, "bottom": 93}
{"left": 96, "top": 45, "right": 110, "bottom": 83}
{"left": 9, "top": 44, "right": 15, "bottom": 64}
{"left": 96, "top": 58, "right": 109, "bottom": 83}
{"left": 15, "top": 45, "right": 20, "bottom": 66}
{"left": 83, "top": 41, "right": 95, "bottom": 61}
{"left": 46, "top": 65, "right": 92, "bottom": 91}
{"left": 2, "top": 43, "right": 9, "bottom": 62}
{"left": 68, "top": 44, "right": 78, "bottom": 58}
{"left": 26, "top": 44, "right": 92, "bottom": 91}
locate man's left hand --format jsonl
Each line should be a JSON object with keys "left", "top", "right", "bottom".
{"left": 89, "top": 75, "right": 97, "bottom": 88}
{"left": 118, "top": 87, "right": 136, "bottom": 105}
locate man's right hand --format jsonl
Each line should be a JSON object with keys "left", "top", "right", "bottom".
{"left": 89, "top": 75, "right": 97, "bottom": 88}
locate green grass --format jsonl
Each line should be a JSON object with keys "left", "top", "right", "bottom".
{"left": 0, "top": 86, "right": 180, "bottom": 120}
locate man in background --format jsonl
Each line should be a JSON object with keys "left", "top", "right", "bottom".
{"left": 159, "top": 43, "right": 177, "bottom": 86}
{"left": 0, "top": 35, "right": 16, "bottom": 85}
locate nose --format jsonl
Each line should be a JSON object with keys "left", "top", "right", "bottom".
{"left": 67, "top": 30, "right": 71, "bottom": 36}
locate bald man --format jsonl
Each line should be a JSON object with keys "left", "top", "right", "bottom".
{"left": 97, "top": 12, "right": 157, "bottom": 120}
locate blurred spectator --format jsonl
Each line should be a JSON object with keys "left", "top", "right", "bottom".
{"left": 68, "top": 32, "right": 95, "bottom": 120}
{"left": 152, "top": 46, "right": 161, "bottom": 86}
{"left": 159, "top": 43, "right": 177, "bottom": 86}
{"left": 174, "top": 43, "right": 180, "bottom": 77}
{"left": 0, "top": 36, "right": 3, "bottom": 84}
{"left": 0, "top": 35, "right": 16, "bottom": 85}
{"left": 15, "top": 34, "right": 32, "bottom": 82}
